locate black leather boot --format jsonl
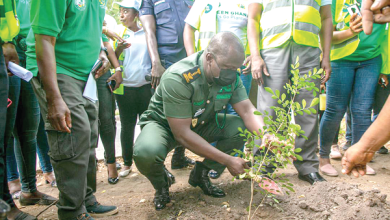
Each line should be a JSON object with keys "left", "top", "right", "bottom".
{"left": 171, "top": 146, "right": 195, "bottom": 169}
{"left": 188, "top": 162, "right": 226, "bottom": 198}
{"left": 153, "top": 186, "right": 170, "bottom": 211}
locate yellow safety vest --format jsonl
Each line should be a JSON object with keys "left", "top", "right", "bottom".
{"left": 260, "top": 0, "right": 322, "bottom": 49}
{"left": 330, "top": 0, "right": 360, "bottom": 61}
{"left": 0, "top": 0, "right": 19, "bottom": 41}
{"left": 112, "top": 25, "right": 127, "bottom": 95}
{"left": 196, "top": 1, "right": 251, "bottom": 55}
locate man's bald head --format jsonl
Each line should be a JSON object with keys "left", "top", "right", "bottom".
{"left": 205, "top": 32, "right": 245, "bottom": 66}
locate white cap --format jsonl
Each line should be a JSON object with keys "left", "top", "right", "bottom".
{"left": 113, "top": 0, "right": 141, "bottom": 10}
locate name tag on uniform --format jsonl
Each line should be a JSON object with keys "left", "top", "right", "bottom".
{"left": 194, "top": 108, "right": 205, "bottom": 118}
{"left": 154, "top": 0, "right": 165, "bottom": 6}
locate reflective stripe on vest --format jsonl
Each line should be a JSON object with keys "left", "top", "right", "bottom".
{"left": 260, "top": 0, "right": 321, "bottom": 49}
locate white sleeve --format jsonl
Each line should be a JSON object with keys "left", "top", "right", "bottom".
{"left": 321, "top": 0, "right": 332, "bottom": 6}
{"left": 184, "top": 0, "right": 209, "bottom": 30}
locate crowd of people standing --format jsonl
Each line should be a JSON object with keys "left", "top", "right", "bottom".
{"left": 0, "top": 0, "right": 389, "bottom": 219}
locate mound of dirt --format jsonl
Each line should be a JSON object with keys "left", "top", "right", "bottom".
{"left": 258, "top": 181, "right": 390, "bottom": 220}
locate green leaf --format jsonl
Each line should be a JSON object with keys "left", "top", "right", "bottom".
{"left": 302, "top": 99, "right": 306, "bottom": 108}
{"left": 310, "top": 97, "right": 319, "bottom": 107}
{"left": 296, "top": 155, "right": 303, "bottom": 161}
{"left": 265, "top": 87, "right": 274, "bottom": 95}
{"left": 295, "top": 56, "right": 299, "bottom": 65}
{"left": 281, "top": 93, "right": 286, "bottom": 101}
{"left": 303, "top": 109, "right": 311, "bottom": 115}
{"left": 294, "top": 148, "right": 302, "bottom": 153}
{"left": 296, "top": 110, "right": 303, "bottom": 115}
{"left": 309, "top": 108, "right": 317, "bottom": 114}
{"left": 271, "top": 95, "right": 278, "bottom": 99}
{"left": 295, "top": 62, "right": 300, "bottom": 69}
{"left": 275, "top": 89, "right": 280, "bottom": 98}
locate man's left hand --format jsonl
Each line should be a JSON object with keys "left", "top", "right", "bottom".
{"left": 95, "top": 50, "right": 110, "bottom": 79}
{"left": 242, "top": 55, "right": 252, "bottom": 75}
{"left": 107, "top": 70, "right": 123, "bottom": 91}
{"left": 2, "top": 43, "right": 20, "bottom": 76}
{"left": 321, "top": 58, "right": 331, "bottom": 83}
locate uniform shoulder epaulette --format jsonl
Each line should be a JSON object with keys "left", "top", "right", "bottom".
{"left": 181, "top": 65, "right": 201, "bottom": 83}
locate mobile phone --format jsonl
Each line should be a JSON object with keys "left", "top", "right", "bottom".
{"left": 107, "top": 80, "right": 116, "bottom": 92}
{"left": 145, "top": 75, "right": 152, "bottom": 81}
{"left": 347, "top": 5, "right": 361, "bottom": 17}
{"left": 381, "top": 78, "right": 387, "bottom": 88}
{"left": 91, "top": 60, "right": 103, "bottom": 74}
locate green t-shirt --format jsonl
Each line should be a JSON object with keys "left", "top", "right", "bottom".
{"left": 25, "top": 0, "right": 107, "bottom": 81}
{"left": 331, "top": 0, "right": 386, "bottom": 61}
{"left": 139, "top": 51, "right": 248, "bottom": 129}
{"left": 15, "top": 0, "right": 31, "bottom": 38}
{"left": 102, "top": 34, "right": 109, "bottom": 42}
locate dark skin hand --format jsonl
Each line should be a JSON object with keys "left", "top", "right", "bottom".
{"left": 362, "top": 0, "right": 390, "bottom": 34}
{"left": 319, "top": 5, "right": 333, "bottom": 84}
{"left": 103, "top": 41, "right": 123, "bottom": 91}
{"left": 2, "top": 42, "right": 20, "bottom": 76}
{"left": 247, "top": 3, "right": 269, "bottom": 86}
{"left": 140, "top": 15, "right": 165, "bottom": 89}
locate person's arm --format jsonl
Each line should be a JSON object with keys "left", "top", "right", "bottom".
{"left": 103, "top": 26, "right": 124, "bottom": 42}
{"left": 184, "top": 24, "right": 196, "bottom": 56}
{"left": 103, "top": 41, "right": 123, "bottom": 90}
{"left": 362, "top": 0, "right": 390, "bottom": 35}
{"left": 247, "top": 3, "right": 269, "bottom": 86}
{"left": 35, "top": 34, "right": 71, "bottom": 133}
{"left": 140, "top": 15, "right": 165, "bottom": 89}
{"left": 342, "top": 96, "right": 390, "bottom": 177}
{"left": 167, "top": 117, "right": 249, "bottom": 176}
{"left": 2, "top": 42, "right": 20, "bottom": 75}
{"left": 233, "top": 99, "right": 265, "bottom": 133}
{"left": 332, "top": 13, "right": 362, "bottom": 44}
{"left": 319, "top": 5, "right": 332, "bottom": 83}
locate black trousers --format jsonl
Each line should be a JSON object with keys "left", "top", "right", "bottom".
{"left": 0, "top": 47, "right": 15, "bottom": 207}
{"left": 115, "top": 84, "right": 152, "bottom": 167}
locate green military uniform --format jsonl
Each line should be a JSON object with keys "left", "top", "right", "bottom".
{"left": 133, "top": 51, "right": 248, "bottom": 189}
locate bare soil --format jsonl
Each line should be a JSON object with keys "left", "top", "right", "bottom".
{"left": 17, "top": 145, "right": 390, "bottom": 220}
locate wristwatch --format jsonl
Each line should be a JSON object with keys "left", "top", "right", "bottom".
{"left": 115, "top": 67, "right": 123, "bottom": 72}
{"left": 101, "top": 47, "right": 108, "bottom": 56}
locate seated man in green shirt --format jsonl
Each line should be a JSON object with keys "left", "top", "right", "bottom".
{"left": 133, "top": 32, "right": 270, "bottom": 211}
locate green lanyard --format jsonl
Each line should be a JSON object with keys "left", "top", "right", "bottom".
{"left": 215, "top": 110, "right": 227, "bottom": 129}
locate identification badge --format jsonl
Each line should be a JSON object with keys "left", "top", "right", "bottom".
{"left": 154, "top": 0, "right": 165, "bottom": 6}
{"left": 192, "top": 118, "right": 198, "bottom": 127}
{"left": 194, "top": 108, "right": 205, "bottom": 118}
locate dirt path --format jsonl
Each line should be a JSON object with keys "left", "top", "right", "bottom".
{"left": 17, "top": 146, "right": 390, "bottom": 220}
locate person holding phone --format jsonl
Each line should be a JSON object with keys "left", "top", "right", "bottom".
{"left": 112, "top": 0, "right": 153, "bottom": 178}
{"left": 319, "top": 0, "right": 388, "bottom": 177}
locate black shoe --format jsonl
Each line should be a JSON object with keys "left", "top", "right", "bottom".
{"left": 77, "top": 213, "right": 94, "bottom": 220}
{"left": 298, "top": 172, "right": 326, "bottom": 185}
{"left": 163, "top": 166, "right": 176, "bottom": 186}
{"left": 188, "top": 162, "right": 226, "bottom": 198}
{"left": 342, "top": 141, "right": 352, "bottom": 151}
{"left": 86, "top": 202, "right": 118, "bottom": 218}
{"left": 209, "top": 170, "right": 221, "bottom": 179}
{"left": 108, "top": 177, "right": 119, "bottom": 185}
{"left": 171, "top": 147, "right": 195, "bottom": 169}
{"left": 377, "top": 146, "right": 389, "bottom": 154}
{"left": 154, "top": 186, "right": 171, "bottom": 211}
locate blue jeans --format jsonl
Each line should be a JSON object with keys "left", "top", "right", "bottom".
{"left": 319, "top": 56, "right": 382, "bottom": 158}
{"left": 4, "top": 45, "right": 41, "bottom": 193}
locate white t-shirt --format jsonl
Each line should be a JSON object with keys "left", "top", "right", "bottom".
{"left": 249, "top": 0, "right": 331, "bottom": 6}
{"left": 121, "top": 28, "right": 152, "bottom": 87}
{"left": 185, "top": 1, "right": 250, "bottom": 51}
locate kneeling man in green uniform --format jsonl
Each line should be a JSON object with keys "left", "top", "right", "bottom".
{"left": 134, "top": 32, "right": 267, "bottom": 210}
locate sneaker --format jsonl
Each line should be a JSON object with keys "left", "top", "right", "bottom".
{"left": 77, "top": 213, "right": 94, "bottom": 220}
{"left": 377, "top": 146, "right": 389, "bottom": 154}
{"left": 341, "top": 141, "right": 351, "bottom": 151}
{"left": 86, "top": 202, "right": 118, "bottom": 218}
{"left": 330, "top": 145, "right": 342, "bottom": 159}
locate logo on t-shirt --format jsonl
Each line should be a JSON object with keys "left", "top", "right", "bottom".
{"left": 99, "top": 0, "right": 107, "bottom": 9}
{"left": 205, "top": 4, "right": 213, "bottom": 13}
{"left": 75, "top": 0, "right": 86, "bottom": 11}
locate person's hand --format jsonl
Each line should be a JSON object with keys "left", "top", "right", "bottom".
{"left": 47, "top": 98, "right": 72, "bottom": 133}
{"left": 341, "top": 142, "right": 375, "bottom": 177}
{"left": 117, "top": 41, "right": 131, "bottom": 51}
{"left": 2, "top": 43, "right": 20, "bottom": 76}
{"left": 242, "top": 55, "right": 252, "bottom": 75}
{"left": 349, "top": 13, "right": 363, "bottom": 34}
{"left": 151, "top": 62, "right": 166, "bottom": 89}
{"left": 226, "top": 156, "right": 250, "bottom": 176}
{"left": 251, "top": 55, "right": 269, "bottom": 86}
{"left": 105, "top": 28, "right": 125, "bottom": 43}
{"left": 95, "top": 50, "right": 110, "bottom": 79}
{"left": 362, "top": 0, "right": 390, "bottom": 34}
{"left": 107, "top": 70, "right": 123, "bottom": 91}
{"left": 321, "top": 57, "right": 331, "bottom": 83}
{"left": 320, "top": 83, "right": 326, "bottom": 93}
{"left": 378, "top": 74, "right": 388, "bottom": 87}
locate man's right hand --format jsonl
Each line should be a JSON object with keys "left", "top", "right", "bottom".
{"left": 342, "top": 142, "right": 375, "bottom": 177}
{"left": 226, "top": 156, "right": 250, "bottom": 176}
{"left": 151, "top": 62, "right": 166, "bottom": 89}
{"left": 47, "top": 98, "right": 72, "bottom": 133}
{"left": 251, "top": 55, "right": 269, "bottom": 86}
